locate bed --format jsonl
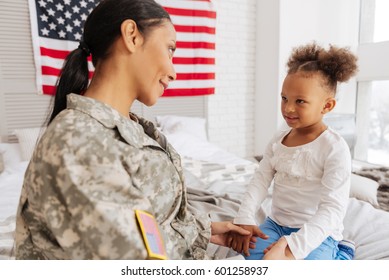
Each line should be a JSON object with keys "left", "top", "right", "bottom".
{"left": 1, "top": 115, "right": 389, "bottom": 260}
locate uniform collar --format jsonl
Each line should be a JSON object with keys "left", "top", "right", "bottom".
{"left": 66, "top": 94, "right": 166, "bottom": 149}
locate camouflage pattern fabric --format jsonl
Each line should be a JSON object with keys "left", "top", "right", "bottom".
{"left": 14, "top": 94, "right": 211, "bottom": 259}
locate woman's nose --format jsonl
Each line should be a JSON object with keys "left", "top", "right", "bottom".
{"left": 168, "top": 64, "right": 177, "bottom": 81}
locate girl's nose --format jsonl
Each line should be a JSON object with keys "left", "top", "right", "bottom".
{"left": 284, "top": 103, "right": 295, "bottom": 113}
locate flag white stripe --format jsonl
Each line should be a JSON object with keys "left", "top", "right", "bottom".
{"left": 169, "top": 79, "right": 215, "bottom": 89}
{"left": 42, "top": 56, "right": 94, "bottom": 71}
{"left": 174, "top": 48, "right": 215, "bottom": 58}
{"left": 157, "top": 0, "right": 216, "bottom": 11}
{"left": 176, "top": 32, "right": 215, "bottom": 43}
{"left": 42, "top": 75, "right": 60, "bottom": 87}
{"left": 170, "top": 15, "right": 216, "bottom": 28}
{"left": 172, "top": 64, "right": 216, "bottom": 73}
{"left": 40, "top": 37, "right": 79, "bottom": 51}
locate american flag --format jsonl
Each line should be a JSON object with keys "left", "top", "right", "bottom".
{"left": 28, "top": 0, "right": 216, "bottom": 97}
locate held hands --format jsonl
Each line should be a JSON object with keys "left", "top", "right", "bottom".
{"left": 263, "top": 237, "right": 295, "bottom": 260}
{"left": 210, "top": 221, "right": 253, "bottom": 247}
{"left": 211, "top": 222, "right": 295, "bottom": 259}
{"left": 228, "top": 224, "right": 268, "bottom": 257}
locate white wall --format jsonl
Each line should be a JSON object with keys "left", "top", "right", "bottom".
{"left": 254, "top": 0, "right": 360, "bottom": 155}
{"left": 207, "top": 0, "right": 257, "bottom": 158}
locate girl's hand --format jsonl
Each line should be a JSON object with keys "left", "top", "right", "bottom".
{"left": 226, "top": 224, "right": 268, "bottom": 256}
{"left": 210, "top": 221, "right": 251, "bottom": 247}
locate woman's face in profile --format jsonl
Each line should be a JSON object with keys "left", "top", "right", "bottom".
{"left": 134, "top": 21, "right": 177, "bottom": 106}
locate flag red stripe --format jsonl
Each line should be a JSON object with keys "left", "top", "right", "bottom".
{"left": 42, "top": 85, "right": 56, "bottom": 95}
{"left": 173, "top": 57, "right": 215, "bottom": 64}
{"left": 176, "top": 41, "right": 215, "bottom": 49}
{"left": 41, "top": 46, "right": 69, "bottom": 59}
{"left": 176, "top": 73, "right": 215, "bottom": 80}
{"left": 42, "top": 86, "right": 215, "bottom": 97}
{"left": 42, "top": 66, "right": 94, "bottom": 78}
{"left": 41, "top": 47, "right": 93, "bottom": 61}
{"left": 42, "top": 66, "right": 61, "bottom": 76}
{"left": 163, "top": 88, "right": 215, "bottom": 97}
{"left": 163, "top": 7, "right": 216, "bottom": 18}
{"left": 174, "top": 25, "right": 215, "bottom": 34}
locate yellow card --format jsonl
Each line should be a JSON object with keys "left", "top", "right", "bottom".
{"left": 135, "top": 210, "right": 168, "bottom": 260}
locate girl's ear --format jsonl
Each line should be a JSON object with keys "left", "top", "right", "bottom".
{"left": 322, "top": 97, "right": 336, "bottom": 114}
{"left": 120, "top": 19, "right": 143, "bottom": 53}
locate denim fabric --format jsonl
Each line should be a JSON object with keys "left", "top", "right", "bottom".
{"left": 244, "top": 217, "right": 352, "bottom": 260}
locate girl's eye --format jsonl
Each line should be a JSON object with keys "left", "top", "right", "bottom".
{"left": 281, "top": 96, "right": 287, "bottom": 101}
{"left": 296, "top": 99, "right": 305, "bottom": 104}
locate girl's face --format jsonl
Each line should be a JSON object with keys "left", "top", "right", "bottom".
{"left": 134, "top": 21, "right": 177, "bottom": 106}
{"left": 280, "top": 72, "right": 331, "bottom": 130}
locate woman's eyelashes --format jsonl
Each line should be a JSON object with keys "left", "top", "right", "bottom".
{"left": 168, "top": 46, "right": 176, "bottom": 57}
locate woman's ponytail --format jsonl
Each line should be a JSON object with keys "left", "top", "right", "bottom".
{"left": 47, "top": 43, "right": 90, "bottom": 124}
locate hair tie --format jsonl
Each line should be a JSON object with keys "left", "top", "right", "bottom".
{"left": 78, "top": 41, "right": 91, "bottom": 56}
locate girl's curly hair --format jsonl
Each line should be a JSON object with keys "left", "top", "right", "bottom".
{"left": 287, "top": 42, "right": 358, "bottom": 93}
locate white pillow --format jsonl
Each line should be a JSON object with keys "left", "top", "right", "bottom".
{"left": 155, "top": 115, "right": 207, "bottom": 141}
{"left": 164, "top": 131, "right": 220, "bottom": 159}
{"left": 164, "top": 131, "right": 251, "bottom": 165}
{"left": 0, "top": 143, "right": 23, "bottom": 171}
{"left": 13, "top": 127, "right": 45, "bottom": 161}
{"left": 350, "top": 173, "right": 379, "bottom": 207}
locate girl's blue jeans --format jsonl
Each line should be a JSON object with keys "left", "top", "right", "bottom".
{"left": 244, "top": 217, "right": 351, "bottom": 260}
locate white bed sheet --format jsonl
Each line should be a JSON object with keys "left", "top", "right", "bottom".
{"left": 0, "top": 162, "right": 27, "bottom": 221}
{"left": 343, "top": 198, "right": 389, "bottom": 260}
{"left": 1, "top": 132, "right": 389, "bottom": 260}
{"left": 0, "top": 161, "right": 27, "bottom": 259}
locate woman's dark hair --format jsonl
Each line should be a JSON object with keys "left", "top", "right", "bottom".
{"left": 286, "top": 42, "right": 358, "bottom": 94}
{"left": 47, "top": 0, "right": 171, "bottom": 124}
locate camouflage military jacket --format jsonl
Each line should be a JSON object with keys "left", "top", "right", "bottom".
{"left": 15, "top": 93, "right": 211, "bottom": 259}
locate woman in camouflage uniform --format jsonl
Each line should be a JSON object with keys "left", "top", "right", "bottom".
{"left": 14, "top": 0, "right": 263, "bottom": 259}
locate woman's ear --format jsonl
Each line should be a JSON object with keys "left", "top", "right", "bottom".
{"left": 120, "top": 19, "right": 143, "bottom": 53}
{"left": 322, "top": 97, "right": 336, "bottom": 114}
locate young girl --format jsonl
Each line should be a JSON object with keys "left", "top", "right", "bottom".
{"left": 230, "top": 43, "right": 358, "bottom": 260}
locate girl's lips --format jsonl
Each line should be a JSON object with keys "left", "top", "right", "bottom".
{"left": 284, "top": 115, "right": 299, "bottom": 122}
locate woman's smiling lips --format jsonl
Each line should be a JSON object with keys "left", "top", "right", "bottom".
{"left": 160, "top": 80, "right": 168, "bottom": 90}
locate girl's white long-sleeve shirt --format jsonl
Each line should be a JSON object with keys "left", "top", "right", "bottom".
{"left": 234, "top": 127, "right": 351, "bottom": 259}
